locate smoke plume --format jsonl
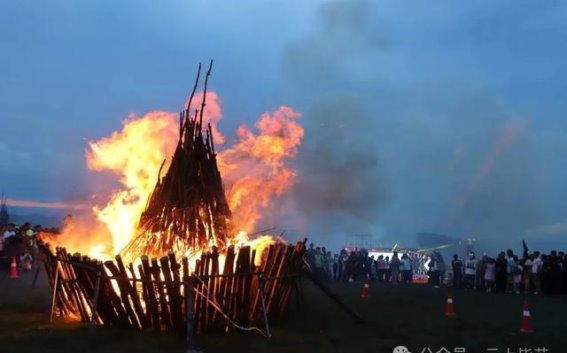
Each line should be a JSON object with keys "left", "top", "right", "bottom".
{"left": 281, "top": 0, "right": 544, "bottom": 252}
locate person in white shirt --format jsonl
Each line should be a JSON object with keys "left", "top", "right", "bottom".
{"left": 464, "top": 252, "right": 478, "bottom": 290}
{"left": 3, "top": 223, "right": 16, "bottom": 240}
{"left": 531, "top": 252, "right": 543, "bottom": 294}
{"left": 523, "top": 256, "right": 533, "bottom": 292}
{"left": 512, "top": 256, "right": 522, "bottom": 294}
{"left": 484, "top": 258, "right": 496, "bottom": 292}
{"left": 506, "top": 249, "right": 516, "bottom": 293}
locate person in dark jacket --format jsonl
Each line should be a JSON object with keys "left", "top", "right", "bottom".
{"left": 452, "top": 254, "right": 464, "bottom": 289}
{"left": 495, "top": 252, "right": 508, "bottom": 293}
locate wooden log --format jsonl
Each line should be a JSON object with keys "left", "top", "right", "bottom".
{"left": 277, "top": 241, "right": 306, "bottom": 318}
{"left": 208, "top": 247, "right": 219, "bottom": 328}
{"left": 238, "top": 246, "right": 252, "bottom": 328}
{"left": 130, "top": 262, "right": 151, "bottom": 327}
{"left": 69, "top": 254, "right": 97, "bottom": 323}
{"left": 181, "top": 256, "right": 190, "bottom": 328}
{"left": 105, "top": 260, "right": 140, "bottom": 329}
{"left": 159, "top": 255, "right": 183, "bottom": 331}
{"left": 137, "top": 263, "right": 151, "bottom": 326}
{"left": 141, "top": 256, "right": 160, "bottom": 331}
{"left": 53, "top": 248, "right": 74, "bottom": 316}
{"left": 115, "top": 255, "right": 148, "bottom": 329}
{"left": 199, "top": 252, "right": 211, "bottom": 332}
{"left": 58, "top": 248, "right": 88, "bottom": 321}
{"left": 41, "top": 248, "right": 71, "bottom": 317}
{"left": 263, "top": 244, "right": 286, "bottom": 315}
{"left": 99, "top": 269, "right": 131, "bottom": 328}
{"left": 219, "top": 246, "right": 235, "bottom": 332}
{"left": 151, "top": 258, "right": 172, "bottom": 330}
{"left": 192, "top": 258, "right": 202, "bottom": 334}
{"left": 89, "top": 262, "right": 118, "bottom": 327}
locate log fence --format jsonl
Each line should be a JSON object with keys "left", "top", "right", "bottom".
{"left": 40, "top": 240, "right": 306, "bottom": 338}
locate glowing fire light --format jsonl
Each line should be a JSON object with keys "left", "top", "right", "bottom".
{"left": 48, "top": 92, "right": 303, "bottom": 262}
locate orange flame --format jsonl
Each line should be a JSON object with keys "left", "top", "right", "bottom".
{"left": 219, "top": 106, "right": 303, "bottom": 232}
{"left": 87, "top": 111, "right": 179, "bottom": 256}
{"left": 49, "top": 92, "right": 303, "bottom": 261}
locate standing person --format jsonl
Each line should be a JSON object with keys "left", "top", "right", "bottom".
{"left": 21, "top": 226, "right": 37, "bottom": 272}
{"left": 430, "top": 252, "right": 443, "bottom": 287}
{"left": 30, "top": 225, "right": 41, "bottom": 269}
{"left": 390, "top": 252, "right": 401, "bottom": 284}
{"left": 3, "top": 223, "right": 16, "bottom": 240}
{"left": 451, "top": 254, "right": 464, "bottom": 289}
{"left": 306, "top": 243, "right": 316, "bottom": 268}
{"left": 338, "top": 250, "right": 347, "bottom": 281}
{"left": 541, "top": 254, "right": 552, "bottom": 294}
{"left": 531, "top": 251, "right": 543, "bottom": 294}
{"left": 549, "top": 250, "right": 562, "bottom": 294}
{"left": 384, "top": 256, "right": 391, "bottom": 283}
{"left": 477, "top": 254, "right": 488, "bottom": 292}
{"left": 321, "top": 248, "right": 330, "bottom": 279}
{"left": 345, "top": 251, "right": 356, "bottom": 282}
{"left": 464, "top": 252, "right": 478, "bottom": 290}
{"left": 437, "top": 252, "right": 446, "bottom": 285}
{"left": 495, "top": 252, "right": 508, "bottom": 293}
{"left": 523, "top": 254, "right": 533, "bottom": 292}
{"left": 428, "top": 254, "right": 438, "bottom": 286}
{"left": 369, "top": 255, "right": 377, "bottom": 281}
{"left": 401, "top": 254, "right": 412, "bottom": 283}
{"left": 512, "top": 256, "right": 522, "bottom": 294}
{"left": 376, "top": 255, "right": 387, "bottom": 282}
{"left": 506, "top": 249, "right": 516, "bottom": 293}
{"left": 0, "top": 226, "right": 5, "bottom": 254}
{"left": 484, "top": 258, "right": 496, "bottom": 293}
{"left": 332, "top": 254, "right": 339, "bottom": 280}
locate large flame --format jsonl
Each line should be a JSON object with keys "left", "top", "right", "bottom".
{"left": 87, "top": 111, "right": 179, "bottom": 256}
{"left": 219, "top": 106, "right": 303, "bottom": 232}
{"left": 48, "top": 92, "right": 303, "bottom": 261}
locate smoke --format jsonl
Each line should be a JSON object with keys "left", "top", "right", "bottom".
{"left": 290, "top": 96, "right": 388, "bottom": 222}
{"left": 281, "top": 0, "right": 546, "bottom": 252}
{"left": 282, "top": 0, "right": 390, "bottom": 245}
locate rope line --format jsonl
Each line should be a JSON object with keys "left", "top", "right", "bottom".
{"left": 192, "top": 275, "right": 270, "bottom": 338}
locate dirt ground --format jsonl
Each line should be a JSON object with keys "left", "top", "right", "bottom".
{"left": 1, "top": 268, "right": 566, "bottom": 353}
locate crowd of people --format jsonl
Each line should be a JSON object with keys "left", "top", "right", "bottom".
{"left": 3, "top": 224, "right": 567, "bottom": 296}
{"left": 450, "top": 249, "right": 567, "bottom": 295}
{"left": 305, "top": 242, "right": 567, "bottom": 296}
{"left": 0, "top": 222, "right": 42, "bottom": 271}
{"left": 305, "top": 243, "right": 422, "bottom": 284}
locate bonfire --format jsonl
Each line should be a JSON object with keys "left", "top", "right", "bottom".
{"left": 123, "top": 62, "right": 233, "bottom": 261}
{"left": 40, "top": 62, "right": 308, "bottom": 335}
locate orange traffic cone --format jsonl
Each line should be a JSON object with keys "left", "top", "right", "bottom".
{"left": 445, "top": 291, "right": 456, "bottom": 316}
{"left": 520, "top": 300, "right": 534, "bottom": 333}
{"left": 9, "top": 256, "right": 19, "bottom": 279}
{"left": 361, "top": 279, "right": 369, "bottom": 298}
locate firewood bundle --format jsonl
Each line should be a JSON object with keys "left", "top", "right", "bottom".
{"left": 40, "top": 241, "right": 306, "bottom": 333}
{"left": 123, "top": 62, "right": 232, "bottom": 260}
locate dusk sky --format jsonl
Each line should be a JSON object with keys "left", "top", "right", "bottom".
{"left": 2, "top": 0, "right": 567, "bottom": 251}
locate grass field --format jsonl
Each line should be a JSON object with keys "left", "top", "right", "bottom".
{"left": 1, "top": 269, "right": 565, "bottom": 353}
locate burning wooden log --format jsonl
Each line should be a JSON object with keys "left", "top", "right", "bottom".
{"left": 122, "top": 61, "right": 233, "bottom": 262}
{"left": 39, "top": 240, "right": 306, "bottom": 334}
{"left": 36, "top": 62, "right": 325, "bottom": 336}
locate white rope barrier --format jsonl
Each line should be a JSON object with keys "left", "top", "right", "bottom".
{"left": 192, "top": 275, "right": 270, "bottom": 338}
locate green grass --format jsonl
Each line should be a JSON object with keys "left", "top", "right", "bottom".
{"left": 1, "top": 271, "right": 565, "bottom": 353}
